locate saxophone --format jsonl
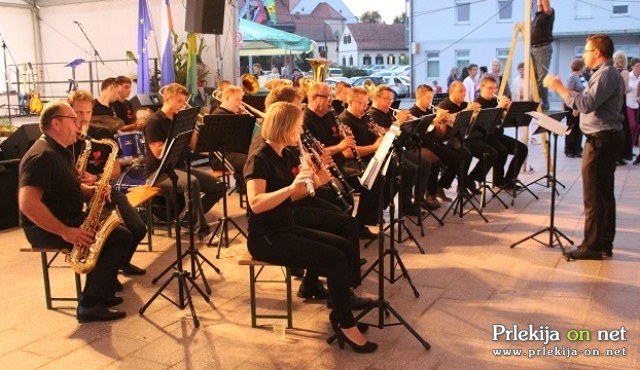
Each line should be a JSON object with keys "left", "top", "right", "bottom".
{"left": 68, "top": 134, "right": 123, "bottom": 274}
{"left": 76, "top": 139, "right": 92, "bottom": 177}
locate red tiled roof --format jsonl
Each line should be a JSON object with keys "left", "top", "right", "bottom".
{"left": 310, "top": 2, "right": 346, "bottom": 20}
{"left": 292, "top": 14, "right": 338, "bottom": 41}
{"left": 347, "top": 23, "right": 407, "bottom": 51}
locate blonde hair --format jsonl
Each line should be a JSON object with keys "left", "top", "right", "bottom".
{"left": 264, "top": 86, "right": 303, "bottom": 109}
{"left": 261, "top": 102, "right": 302, "bottom": 143}
{"left": 373, "top": 85, "right": 394, "bottom": 98}
{"left": 67, "top": 89, "right": 93, "bottom": 107}
{"left": 222, "top": 85, "right": 243, "bottom": 101}
{"left": 161, "top": 83, "right": 189, "bottom": 101}
{"left": 613, "top": 51, "right": 628, "bottom": 70}
{"left": 347, "top": 87, "right": 368, "bottom": 104}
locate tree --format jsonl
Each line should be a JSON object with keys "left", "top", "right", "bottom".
{"left": 360, "top": 11, "right": 382, "bottom": 24}
{"left": 393, "top": 12, "right": 406, "bottom": 24}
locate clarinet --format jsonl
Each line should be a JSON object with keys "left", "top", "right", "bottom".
{"left": 296, "top": 141, "right": 316, "bottom": 197}
{"left": 303, "top": 130, "right": 354, "bottom": 195}
{"left": 330, "top": 109, "right": 366, "bottom": 173}
{"left": 300, "top": 132, "right": 353, "bottom": 212}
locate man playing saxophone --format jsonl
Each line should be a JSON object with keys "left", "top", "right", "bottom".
{"left": 19, "top": 100, "right": 129, "bottom": 323}
{"left": 69, "top": 90, "right": 147, "bottom": 279}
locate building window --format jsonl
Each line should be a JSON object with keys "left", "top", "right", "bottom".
{"left": 497, "top": 0, "right": 512, "bottom": 21}
{"left": 363, "top": 55, "right": 371, "bottom": 66}
{"left": 375, "top": 55, "right": 384, "bottom": 65}
{"left": 342, "top": 57, "right": 346, "bottom": 66}
{"left": 343, "top": 34, "right": 351, "bottom": 44}
{"left": 455, "top": 1, "right": 470, "bottom": 23}
{"left": 318, "top": 45, "right": 327, "bottom": 58}
{"left": 574, "top": 0, "right": 592, "bottom": 19}
{"left": 575, "top": 46, "right": 585, "bottom": 58}
{"left": 387, "top": 54, "right": 396, "bottom": 65}
{"left": 455, "top": 50, "right": 470, "bottom": 72}
{"left": 496, "top": 49, "right": 509, "bottom": 71}
{"left": 612, "top": 3, "right": 628, "bottom": 15}
{"left": 349, "top": 56, "right": 353, "bottom": 66}
{"left": 426, "top": 51, "right": 439, "bottom": 78}
{"left": 399, "top": 54, "right": 408, "bottom": 65}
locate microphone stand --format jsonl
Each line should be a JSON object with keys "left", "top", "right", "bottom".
{"left": 74, "top": 21, "right": 104, "bottom": 93}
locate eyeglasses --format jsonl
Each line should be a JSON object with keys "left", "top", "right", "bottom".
{"left": 583, "top": 49, "right": 595, "bottom": 54}
{"left": 54, "top": 115, "right": 78, "bottom": 121}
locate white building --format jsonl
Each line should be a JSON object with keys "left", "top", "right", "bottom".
{"left": 338, "top": 23, "right": 408, "bottom": 68}
{"left": 408, "top": 1, "right": 640, "bottom": 92}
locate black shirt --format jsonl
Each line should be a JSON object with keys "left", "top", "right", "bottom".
{"left": 331, "top": 100, "right": 347, "bottom": 115}
{"left": 304, "top": 107, "right": 349, "bottom": 167}
{"left": 474, "top": 96, "right": 503, "bottom": 137}
{"left": 531, "top": 8, "right": 554, "bottom": 46}
{"left": 143, "top": 110, "right": 173, "bottom": 175}
{"left": 367, "top": 107, "right": 393, "bottom": 129}
{"left": 339, "top": 110, "right": 377, "bottom": 160}
{"left": 19, "top": 135, "right": 84, "bottom": 227}
{"left": 409, "top": 105, "right": 438, "bottom": 144}
{"left": 243, "top": 141, "right": 298, "bottom": 234}
{"left": 70, "top": 126, "right": 118, "bottom": 175}
{"left": 93, "top": 99, "right": 116, "bottom": 117}
{"left": 438, "top": 98, "right": 467, "bottom": 114}
{"left": 110, "top": 100, "right": 134, "bottom": 124}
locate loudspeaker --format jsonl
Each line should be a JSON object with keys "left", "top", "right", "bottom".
{"left": 131, "top": 93, "right": 163, "bottom": 112}
{"left": 0, "top": 159, "right": 20, "bottom": 230}
{"left": 0, "top": 123, "right": 41, "bottom": 160}
{"left": 185, "top": 0, "right": 225, "bottom": 35}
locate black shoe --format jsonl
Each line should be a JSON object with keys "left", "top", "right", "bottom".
{"left": 359, "top": 258, "right": 367, "bottom": 267}
{"left": 633, "top": 160, "right": 640, "bottom": 166}
{"left": 466, "top": 181, "right": 481, "bottom": 195}
{"left": 566, "top": 248, "right": 602, "bottom": 260}
{"left": 297, "top": 280, "right": 329, "bottom": 299}
{"left": 335, "top": 326, "right": 378, "bottom": 353}
{"left": 291, "top": 268, "right": 305, "bottom": 278}
{"left": 114, "top": 279, "right": 123, "bottom": 292}
{"left": 575, "top": 153, "right": 583, "bottom": 158}
{"left": 102, "top": 296, "right": 124, "bottom": 307}
{"left": 565, "top": 153, "right": 576, "bottom": 158}
{"left": 602, "top": 245, "right": 613, "bottom": 258}
{"left": 617, "top": 159, "right": 628, "bottom": 166}
{"left": 77, "top": 303, "right": 126, "bottom": 323}
{"left": 358, "top": 227, "right": 377, "bottom": 240}
{"left": 403, "top": 204, "right": 423, "bottom": 217}
{"left": 502, "top": 183, "right": 523, "bottom": 191}
{"left": 120, "top": 263, "right": 146, "bottom": 276}
{"left": 329, "top": 310, "right": 369, "bottom": 333}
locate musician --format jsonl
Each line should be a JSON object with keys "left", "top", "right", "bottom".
{"left": 69, "top": 89, "right": 147, "bottom": 278}
{"left": 331, "top": 81, "right": 351, "bottom": 115}
{"left": 259, "top": 86, "right": 371, "bottom": 308}
{"left": 439, "top": 81, "right": 496, "bottom": 195}
{"left": 409, "top": 84, "right": 460, "bottom": 206}
{"left": 209, "top": 79, "right": 231, "bottom": 114}
{"left": 143, "top": 83, "right": 226, "bottom": 242}
{"left": 19, "top": 101, "right": 129, "bottom": 322}
{"left": 368, "top": 85, "right": 427, "bottom": 215}
{"left": 209, "top": 85, "right": 249, "bottom": 194}
{"left": 92, "top": 77, "right": 124, "bottom": 133}
{"left": 339, "top": 87, "right": 387, "bottom": 237}
{"left": 244, "top": 101, "right": 376, "bottom": 353}
{"left": 474, "top": 75, "right": 528, "bottom": 189}
{"left": 110, "top": 76, "right": 136, "bottom": 130}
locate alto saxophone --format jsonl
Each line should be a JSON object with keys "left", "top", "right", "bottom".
{"left": 68, "top": 134, "right": 123, "bottom": 274}
{"left": 76, "top": 139, "right": 92, "bottom": 177}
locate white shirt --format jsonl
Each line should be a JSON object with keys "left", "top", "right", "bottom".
{"left": 463, "top": 76, "right": 477, "bottom": 102}
{"left": 627, "top": 71, "right": 639, "bottom": 109}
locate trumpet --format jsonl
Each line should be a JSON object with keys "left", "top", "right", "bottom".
{"left": 389, "top": 107, "right": 418, "bottom": 121}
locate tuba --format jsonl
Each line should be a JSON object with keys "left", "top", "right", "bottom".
{"left": 68, "top": 134, "right": 123, "bottom": 274}
{"left": 241, "top": 73, "right": 260, "bottom": 94}
{"left": 300, "top": 58, "right": 332, "bottom": 95}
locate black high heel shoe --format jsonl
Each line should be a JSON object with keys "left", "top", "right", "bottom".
{"left": 335, "top": 326, "right": 378, "bottom": 353}
{"left": 329, "top": 311, "right": 368, "bottom": 333}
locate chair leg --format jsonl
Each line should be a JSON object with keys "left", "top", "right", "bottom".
{"left": 40, "top": 252, "right": 53, "bottom": 310}
{"left": 249, "top": 265, "right": 258, "bottom": 328}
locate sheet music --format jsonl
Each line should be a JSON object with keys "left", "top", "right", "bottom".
{"left": 359, "top": 127, "right": 399, "bottom": 189}
{"left": 526, "top": 111, "right": 569, "bottom": 136}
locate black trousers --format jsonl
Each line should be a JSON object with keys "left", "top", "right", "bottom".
{"left": 402, "top": 148, "right": 431, "bottom": 206}
{"left": 581, "top": 130, "right": 623, "bottom": 252}
{"left": 487, "top": 133, "right": 529, "bottom": 187}
{"left": 247, "top": 226, "right": 356, "bottom": 328}
{"left": 425, "top": 141, "right": 462, "bottom": 190}
{"left": 153, "top": 167, "right": 225, "bottom": 236}
{"left": 210, "top": 151, "right": 248, "bottom": 190}
{"left": 24, "top": 222, "right": 131, "bottom": 301}
{"left": 108, "top": 189, "right": 147, "bottom": 266}
{"left": 346, "top": 175, "right": 382, "bottom": 226}
{"left": 295, "top": 198, "right": 361, "bottom": 288}
{"left": 564, "top": 106, "right": 583, "bottom": 156}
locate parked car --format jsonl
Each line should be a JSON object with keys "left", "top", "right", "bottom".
{"left": 382, "top": 76, "right": 409, "bottom": 98}
{"left": 328, "top": 68, "right": 344, "bottom": 77}
{"left": 350, "top": 76, "right": 385, "bottom": 88}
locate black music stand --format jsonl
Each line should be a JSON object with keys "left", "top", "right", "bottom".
{"left": 197, "top": 114, "right": 255, "bottom": 258}
{"left": 495, "top": 101, "right": 540, "bottom": 205}
{"left": 140, "top": 115, "right": 210, "bottom": 327}
{"left": 471, "top": 108, "right": 509, "bottom": 210}
{"left": 242, "top": 94, "right": 266, "bottom": 114}
{"left": 527, "top": 111, "right": 568, "bottom": 193}
{"left": 342, "top": 137, "right": 430, "bottom": 350}
{"left": 401, "top": 114, "right": 444, "bottom": 235}
{"left": 431, "top": 93, "right": 448, "bottom": 107}
{"left": 510, "top": 112, "right": 573, "bottom": 259}
{"left": 442, "top": 110, "right": 488, "bottom": 222}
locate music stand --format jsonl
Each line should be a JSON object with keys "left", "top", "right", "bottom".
{"left": 64, "top": 58, "right": 84, "bottom": 93}
{"left": 527, "top": 111, "right": 568, "bottom": 193}
{"left": 442, "top": 110, "right": 488, "bottom": 222}
{"left": 140, "top": 111, "right": 210, "bottom": 327}
{"left": 400, "top": 114, "right": 444, "bottom": 235}
{"left": 343, "top": 132, "right": 431, "bottom": 350}
{"left": 471, "top": 108, "right": 509, "bottom": 210}
{"left": 510, "top": 112, "right": 574, "bottom": 259}
{"left": 197, "top": 114, "right": 255, "bottom": 258}
{"left": 242, "top": 94, "right": 266, "bottom": 114}
{"left": 495, "top": 101, "right": 540, "bottom": 205}
{"left": 431, "top": 93, "right": 448, "bottom": 107}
